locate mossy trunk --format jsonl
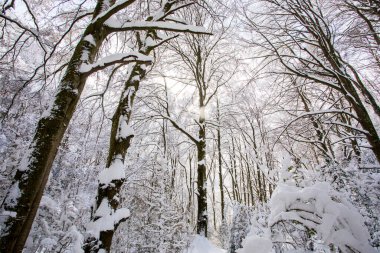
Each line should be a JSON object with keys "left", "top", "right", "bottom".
{"left": 83, "top": 63, "right": 148, "bottom": 252}
{"left": 84, "top": 25, "right": 157, "bottom": 250}
{"left": 0, "top": 1, "right": 111, "bottom": 251}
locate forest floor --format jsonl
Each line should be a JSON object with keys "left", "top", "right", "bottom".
{"left": 186, "top": 235, "right": 226, "bottom": 253}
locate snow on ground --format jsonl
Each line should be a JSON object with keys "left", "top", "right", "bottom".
{"left": 237, "top": 236, "right": 273, "bottom": 253}
{"left": 185, "top": 235, "right": 226, "bottom": 253}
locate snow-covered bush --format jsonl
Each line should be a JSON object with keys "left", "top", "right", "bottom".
{"left": 237, "top": 155, "right": 377, "bottom": 253}
{"left": 236, "top": 204, "right": 272, "bottom": 253}
{"left": 237, "top": 180, "right": 376, "bottom": 253}
{"left": 113, "top": 153, "right": 191, "bottom": 253}
{"left": 323, "top": 160, "right": 380, "bottom": 248}
{"left": 227, "top": 204, "right": 253, "bottom": 253}
{"left": 269, "top": 182, "right": 375, "bottom": 253}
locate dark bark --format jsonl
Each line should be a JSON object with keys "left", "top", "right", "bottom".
{"left": 293, "top": 0, "right": 380, "bottom": 163}
{"left": 245, "top": 155, "right": 255, "bottom": 206}
{"left": 196, "top": 105, "right": 207, "bottom": 236}
{"left": 84, "top": 0, "right": 204, "bottom": 249}
{"left": 83, "top": 63, "right": 147, "bottom": 252}
{"left": 216, "top": 99, "right": 225, "bottom": 220}
{"left": 257, "top": 168, "right": 263, "bottom": 202}
{"left": 0, "top": 1, "right": 120, "bottom": 251}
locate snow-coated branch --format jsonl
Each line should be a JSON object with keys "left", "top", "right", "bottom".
{"left": 330, "top": 135, "right": 367, "bottom": 145}
{"left": 150, "top": 0, "right": 194, "bottom": 21}
{"left": 143, "top": 34, "right": 179, "bottom": 50}
{"left": 273, "top": 109, "right": 359, "bottom": 146}
{"left": 161, "top": 115, "right": 199, "bottom": 144}
{"left": 79, "top": 52, "right": 152, "bottom": 74}
{"left": 106, "top": 21, "right": 211, "bottom": 35}
{"left": 325, "top": 121, "right": 369, "bottom": 135}
{"left": 269, "top": 182, "right": 376, "bottom": 253}
{"left": 91, "top": 0, "right": 136, "bottom": 25}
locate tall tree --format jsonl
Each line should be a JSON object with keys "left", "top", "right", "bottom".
{"left": 83, "top": 1, "right": 210, "bottom": 251}
{"left": 0, "top": 0, "right": 208, "bottom": 251}
{"left": 242, "top": 0, "right": 380, "bottom": 163}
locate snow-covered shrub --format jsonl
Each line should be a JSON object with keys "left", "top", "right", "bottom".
{"left": 236, "top": 204, "right": 272, "bottom": 253}
{"left": 113, "top": 153, "right": 191, "bottom": 253}
{"left": 237, "top": 236, "right": 273, "bottom": 253}
{"left": 0, "top": 75, "right": 41, "bottom": 202}
{"left": 269, "top": 182, "right": 375, "bottom": 253}
{"left": 237, "top": 154, "right": 377, "bottom": 253}
{"left": 323, "top": 160, "right": 380, "bottom": 248}
{"left": 227, "top": 204, "right": 252, "bottom": 253}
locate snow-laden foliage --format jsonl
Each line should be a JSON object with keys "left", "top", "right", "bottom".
{"left": 269, "top": 182, "right": 375, "bottom": 253}
{"left": 238, "top": 236, "right": 272, "bottom": 253}
{"left": 237, "top": 157, "right": 378, "bottom": 253}
{"left": 227, "top": 204, "right": 252, "bottom": 253}
{"left": 114, "top": 151, "right": 192, "bottom": 253}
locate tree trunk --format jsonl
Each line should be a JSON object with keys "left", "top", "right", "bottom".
{"left": 296, "top": 2, "right": 380, "bottom": 163}
{"left": 83, "top": 18, "right": 161, "bottom": 249}
{"left": 83, "top": 0, "right": 204, "bottom": 248}
{"left": 83, "top": 62, "right": 148, "bottom": 252}
{"left": 196, "top": 105, "right": 208, "bottom": 236}
{"left": 0, "top": 1, "right": 113, "bottom": 251}
{"left": 245, "top": 154, "right": 254, "bottom": 206}
{"left": 216, "top": 98, "right": 225, "bottom": 220}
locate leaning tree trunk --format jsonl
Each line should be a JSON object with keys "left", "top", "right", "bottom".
{"left": 342, "top": 79, "right": 380, "bottom": 162}
{"left": 83, "top": 28, "right": 156, "bottom": 250}
{"left": 83, "top": 0, "right": 193, "bottom": 247}
{"left": 319, "top": 38, "right": 380, "bottom": 162}
{"left": 318, "top": 36, "right": 380, "bottom": 162}
{"left": 83, "top": 63, "right": 147, "bottom": 252}
{"left": 0, "top": 1, "right": 118, "bottom": 251}
{"left": 294, "top": 0, "right": 380, "bottom": 163}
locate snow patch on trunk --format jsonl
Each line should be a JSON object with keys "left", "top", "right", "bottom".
{"left": 86, "top": 207, "right": 130, "bottom": 239}
{"left": 98, "top": 158, "right": 125, "bottom": 185}
{"left": 4, "top": 181, "right": 21, "bottom": 208}
{"left": 83, "top": 35, "right": 96, "bottom": 46}
{"left": 117, "top": 115, "right": 134, "bottom": 139}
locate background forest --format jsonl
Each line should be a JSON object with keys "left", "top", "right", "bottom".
{"left": 0, "top": 0, "right": 379, "bottom": 252}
